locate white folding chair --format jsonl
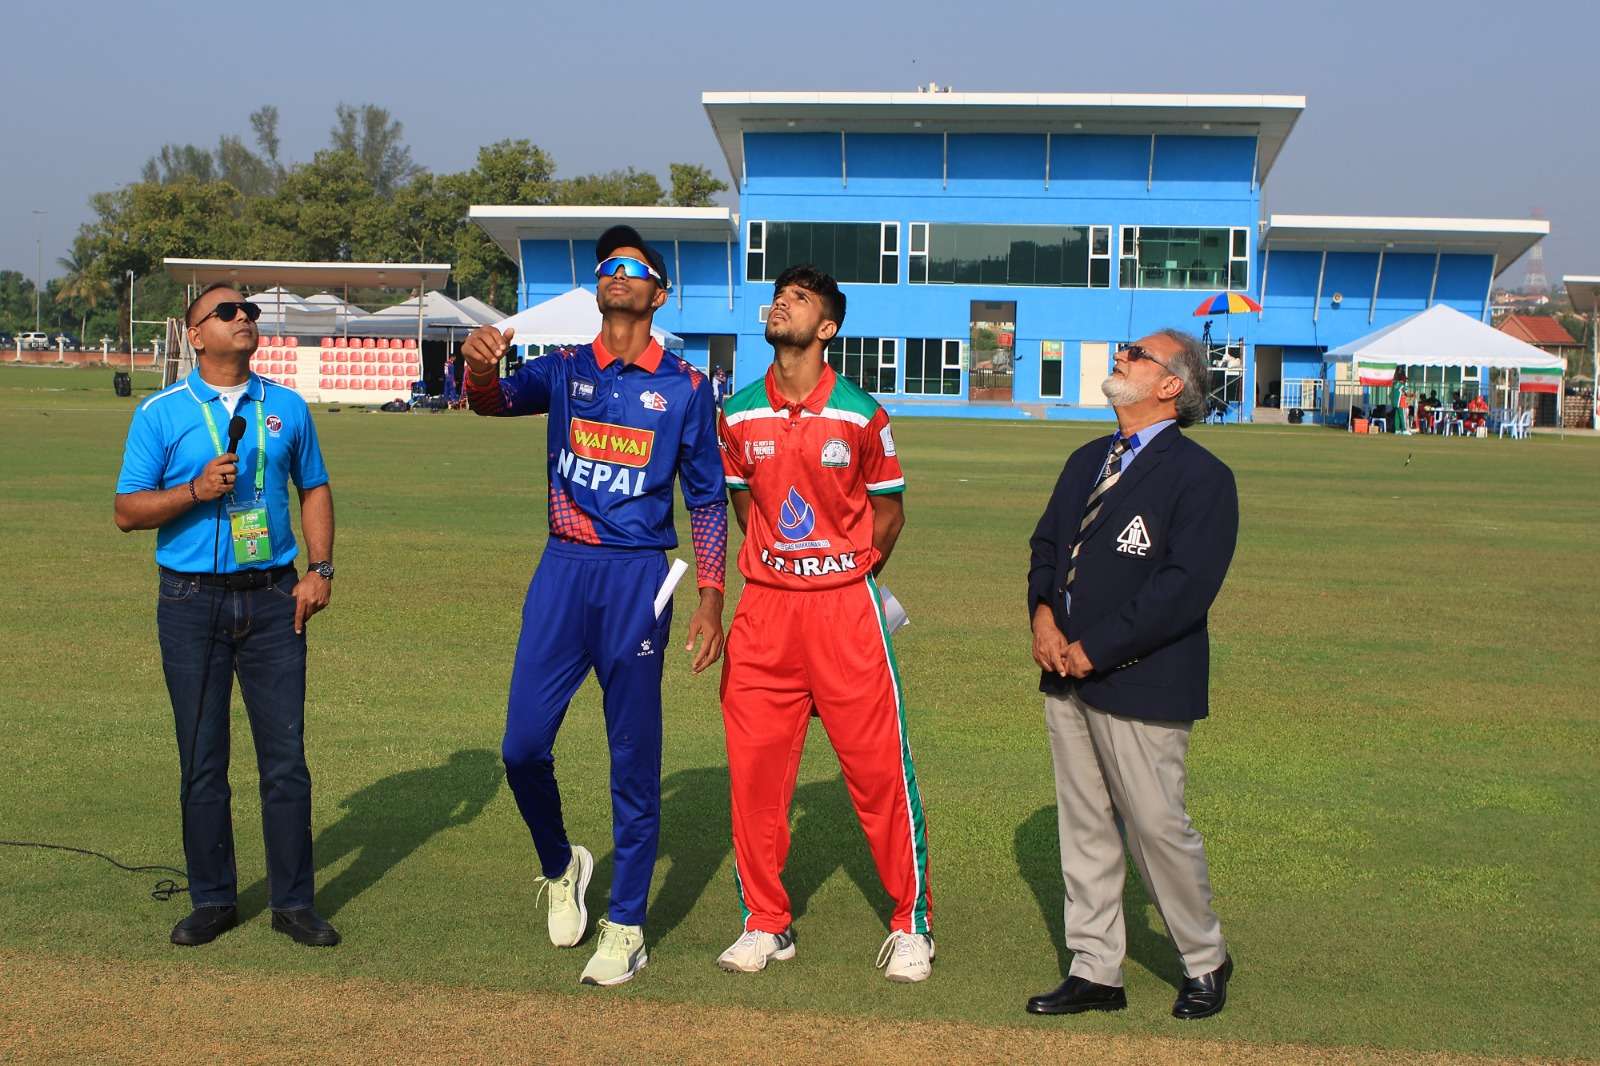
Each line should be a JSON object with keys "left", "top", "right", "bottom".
{"left": 1369, "top": 417, "right": 1387, "bottom": 433}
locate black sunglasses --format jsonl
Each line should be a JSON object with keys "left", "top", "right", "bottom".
{"left": 1120, "top": 344, "right": 1175, "bottom": 374}
{"left": 196, "top": 301, "right": 262, "bottom": 326}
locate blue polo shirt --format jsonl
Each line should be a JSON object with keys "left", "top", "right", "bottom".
{"left": 116, "top": 369, "right": 330, "bottom": 573}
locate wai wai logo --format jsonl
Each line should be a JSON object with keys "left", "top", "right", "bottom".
{"left": 1115, "top": 515, "right": 1152, "bottom": 557}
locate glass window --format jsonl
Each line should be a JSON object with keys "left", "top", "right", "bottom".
{"left": 827, "top": 336, "right": 897, "bottom": 393}
{"left": 1122, "top": 226, "right": 1253, "bottom": 291}
{"left": 906, "top": 338, "right": 961, "bottom": 396}
{"left": 745, "top": 221, "right": 894, "bottom": 284}
{"left": 913, "top": 224, "right": 1109, "bottom": 288}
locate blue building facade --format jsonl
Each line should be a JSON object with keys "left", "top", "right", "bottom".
{"left": 473, "top": 93, "right": 1545, "bottom": 423}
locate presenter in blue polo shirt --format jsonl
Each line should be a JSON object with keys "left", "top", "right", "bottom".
{"left": 461, "top": 225, "right": 727, "bottom": 987}
{"left": 115, "top": 282, "right": 339, "bottom": 949}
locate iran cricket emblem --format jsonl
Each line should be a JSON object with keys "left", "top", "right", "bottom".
{"left": 1115, "top": 515, "right": 1152, "bottom": 556}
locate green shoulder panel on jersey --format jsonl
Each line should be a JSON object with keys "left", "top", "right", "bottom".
{"left": 722, "top": 378, "right": 772, "bottom": 417}
{"left": 822, "top": 374, "right": 882, "bottom": 424}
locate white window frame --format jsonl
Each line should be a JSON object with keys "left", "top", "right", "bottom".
{"left": 1228, "top": 226, "right": 1250, "bottom": 291}
{"left": 1119, "top": 226, "right": 1138, "bottom": 289}
{"left": 880, "top": 222, "right": 901, "bottom": 285}
{"left": 757, "top": 303, "right": 771, "bottom": 323}
{"left": 828, "top": 336, "right": 898, "bottom": 394}
{"left": 908, "top": 222, "right": 929, "bottom": 284}
{"left": 909, "top": 222, "right": 1113, "bottom": 288}
{"left": 746, "top": 220, "right": 766, "bottom": 283}
{"left": 746, "top": 220, "right": 898, "bottom": 286}
{"left": 1090, "top": 226, "right": 1112, "bottom": 289}
{"left": 905, "top": 337, "right": 962, "bottom": 396}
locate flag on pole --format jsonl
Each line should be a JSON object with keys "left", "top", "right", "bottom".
{"left": 1518, "top": 367, "right": 1562, "bottom": 394}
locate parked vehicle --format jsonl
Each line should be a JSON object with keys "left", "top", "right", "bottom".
{"left": 0, "top": 332, "right": 15, "bottom": 350}
{"left": 19, "top": 331, "right": 51, "bottom": 351}
{"left": 50, "top": 331, "right": 81, "bottom": 350}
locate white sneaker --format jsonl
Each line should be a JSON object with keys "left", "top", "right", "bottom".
{"left": 579, "top": 919, "right": 648, "bottom": 986}
{"left": 717, "top": 928, "right": 797, "bottom": 973}
{"left": 534, "top": 844, "right": 593, "bottom": 948}
{"left": 876, "top": 930, "right": 935, "bottom": 983}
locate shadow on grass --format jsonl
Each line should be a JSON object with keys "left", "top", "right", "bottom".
{"left": 239, "top": 749, "right": 501, "bottom": 920}
{"left": 1014, "top": 804, "right": 1185, "bottom": 989}
{"left": 585, "top": 766, "right": 894, "bottom": 947}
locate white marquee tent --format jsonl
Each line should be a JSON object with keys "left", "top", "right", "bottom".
{"left": 1327, "top": 303, "right": 1566, "bottom": 426}
{"left": 492, "top": 287, "right": 683, "bottom": 349}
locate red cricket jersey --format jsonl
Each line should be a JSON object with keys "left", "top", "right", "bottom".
{"left": 718, "top": 364, "right": 905, "bottom": 590}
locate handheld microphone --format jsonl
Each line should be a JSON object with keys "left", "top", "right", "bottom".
{"left": 226, "top": 414, "right": 247, "bottom": 456}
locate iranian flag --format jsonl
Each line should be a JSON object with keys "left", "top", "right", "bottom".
{"left": 1518, "top": 367, "right": 1562, "bottom": 394}
{"left": 1356, "top": 361, "right": 1397, "bottom": 387}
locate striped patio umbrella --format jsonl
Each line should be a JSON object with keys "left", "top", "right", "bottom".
{"left": 1192, "top": 292, "right": 1263, "bottom": 316}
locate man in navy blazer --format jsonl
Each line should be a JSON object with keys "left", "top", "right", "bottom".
{"left": 1023, "top": 328, "right": 1239, "bottom": 1021}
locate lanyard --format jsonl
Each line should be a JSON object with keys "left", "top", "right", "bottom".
{"left": 199, "top": 397, "right": 266, "bottom": 503}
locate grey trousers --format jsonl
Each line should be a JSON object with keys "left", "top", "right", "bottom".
{"left": 1044, "top": 688, "right": 1226, "bottom": 986}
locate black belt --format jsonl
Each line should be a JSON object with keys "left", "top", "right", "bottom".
{"left": 160, "top": 565, "right": 295, "bottom": 590}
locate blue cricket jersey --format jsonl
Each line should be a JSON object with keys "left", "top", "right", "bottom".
{"left": 468, "top": 335, "right": 725, "bottom": 552}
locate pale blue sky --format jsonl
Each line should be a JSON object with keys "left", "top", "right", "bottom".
{"left": 4, "top": 0, "right": 1594, "bottom": 286}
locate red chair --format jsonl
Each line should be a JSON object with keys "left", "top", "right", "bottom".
{"left": 378, "top": 338, "right": 391, "bottom": 349}
{"left": 321, "top": 337, "right": 333, "bottom": 348}
{"left": 364, "top": 379, "right": 378, "bottom": 390}
{"left": 332, "top": 378, "right": 345, "bottom": 389}
{"left": 321, "top": 377, "right": 333, "bottom": 389}
{"left": 286, "top": 337, "right": 298, "bottom": 348}
{"left": 403, "top": 338, "right": 417, "bottom": 349}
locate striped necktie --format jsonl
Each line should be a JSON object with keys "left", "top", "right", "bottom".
{"left": 1064, "top": 435, "right": 1132, "bottom": 593}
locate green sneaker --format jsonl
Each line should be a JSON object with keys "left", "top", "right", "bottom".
{"left": 534, "top": 844, "right": 593, "bottom": 948}
{"left": 579, "top": 919, "right": 648, "bottom": 986}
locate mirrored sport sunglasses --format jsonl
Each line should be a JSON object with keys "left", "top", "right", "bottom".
{"left": 197, "top": 301, "right": 262, "bottom": 325}
{"left": 594, "top": 256, "right": 668, "bottom": 290}
{"left": 1120, "top": 343, "right": 1175, "bottom": 374}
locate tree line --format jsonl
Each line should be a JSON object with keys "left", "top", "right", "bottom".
{"left": 3, "top": 104, "right": 726, "bottom": 345}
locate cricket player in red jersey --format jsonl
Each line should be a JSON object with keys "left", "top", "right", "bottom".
{"left": 715, "top": 264, "right": 934, "bottom": 982}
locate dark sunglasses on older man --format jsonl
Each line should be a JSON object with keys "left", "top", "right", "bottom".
{"left": 197, "top": 301, "right": 262, "bottom": 325}
{"left": 1120, "top": 343, "right": 1174, "bottom": 374}
{"left": 594, "top": 256, "right": 668, "bottom": 290}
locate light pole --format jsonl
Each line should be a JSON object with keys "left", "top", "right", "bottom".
{"left": 127, "top": 270, "right": 135, "bottom": 359}
{"left": 32, "top": 209, "right": 46, "bottom": 331}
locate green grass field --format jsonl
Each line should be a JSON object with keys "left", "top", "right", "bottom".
{"left": 2, "top": 364, "right": 1596, "bottom": 1060}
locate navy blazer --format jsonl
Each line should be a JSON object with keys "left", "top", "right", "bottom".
{"left": 1027, "top": 424, "right": 1238, "bottom": 722}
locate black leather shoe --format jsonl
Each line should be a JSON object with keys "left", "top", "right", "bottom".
{"left": 1026, "top": 975, "right": 1128, "bottom": 1015}
{"left": 270, "top": 907, "right": 341, "bottom": 947}
{"left": 170, "top": 905, "right": 237, "bottom": 946}
{"left": 1172, "top": 955, "right": 1233, "bottom": 1020}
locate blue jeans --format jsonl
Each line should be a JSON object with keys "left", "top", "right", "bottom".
{"left": 156, "top": 569, "right": 314, "bottom": 911}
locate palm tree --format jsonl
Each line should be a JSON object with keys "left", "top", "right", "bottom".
{"left": 55, "top": 248, "right": 113, "bottom": 343}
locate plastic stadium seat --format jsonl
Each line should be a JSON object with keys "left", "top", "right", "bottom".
{"left": 367, "top": 365, "right": 379, "bottom": 376}
{"left": 403, "top": 338, "right": 417, "bottom": 349}
{"left": 321, "top": 337, "right": 333, "bottom": 348}
{"left": 265, "top": 362, "right": 278, "bottom": 375}
{"left": 363, "top": 379, "right": 376, "bottom": 390}
{"left": 320, "top": 377, "right": 333, "bottom": 389}
{"left": 377, "top": 338, "right": 390, "bottom": 349}
{"left": 286, "top": 337, "right": 298, "bottom": 348}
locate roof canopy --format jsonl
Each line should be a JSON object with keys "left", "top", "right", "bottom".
{"left": 1328, "top": 303, "right": 1565, "bottom": 369}
{"left": 702, "top": 91, "right": 1306, "bottom": 186}
{"left": 1265, "top": 215, "right": 1548, "bottom": 276}
{"left": 364, "top": 290, "right": 486, "bottom": 330}
{"left": 1565, "top": 275, "right": 1600, "bottom": 315}
{"left": 492, "top": 287, "right": 683, "bottom": 349}
{"left": 469, "top": 206, "right": 736, "bottom": 263}
{"left": 165, "top": 258, "right": 451, "bottom": 289}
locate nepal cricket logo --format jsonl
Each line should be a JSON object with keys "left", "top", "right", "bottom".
{"left": 777, "top": 486, "right": 816, "bottom": 542}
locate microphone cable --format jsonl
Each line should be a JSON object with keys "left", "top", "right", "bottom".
{"left": 3, "top": 406, "right": 243, "bottom": 902}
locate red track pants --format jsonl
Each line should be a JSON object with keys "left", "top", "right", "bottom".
{"left": 720, "top": 576, "right": 932, "bottom": 935}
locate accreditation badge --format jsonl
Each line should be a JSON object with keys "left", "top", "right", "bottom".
{"left": 228, "top": 502, "right": 273, "bottom": 565}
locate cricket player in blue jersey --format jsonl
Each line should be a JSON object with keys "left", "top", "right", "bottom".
{"left": 462, "top": 225, "right": 728, "bottom": 986}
